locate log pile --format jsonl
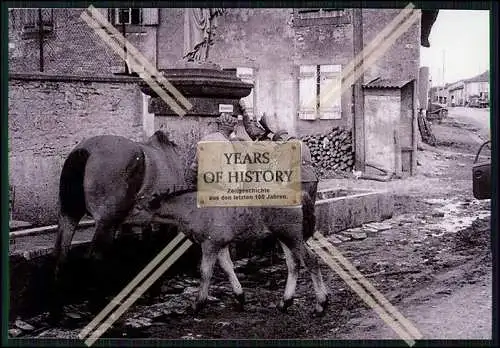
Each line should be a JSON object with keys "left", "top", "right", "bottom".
{"left": 300, "top": 127, "right": 355, "bottom": 177}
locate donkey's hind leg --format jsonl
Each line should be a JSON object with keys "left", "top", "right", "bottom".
{"left": 86, "top": 219, "right": 121, "bottom": 313}
{"left": 217, "top": 247, "right": 245, "bottom": 310}
{"left": 49, "top": 213, "right": 81, "bottom": 323}
{"left": 193, "top": 241, "right": 219, "bottom": 313}
{"left": 277, "top": 239, "right": 302, "bottom": 312}
{"left": 302, "top": 244, "right": 329, "bottom": 315}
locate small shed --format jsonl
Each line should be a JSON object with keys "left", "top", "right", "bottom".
{"left": 362, "top": 77, "right": 417, "bottom": 176}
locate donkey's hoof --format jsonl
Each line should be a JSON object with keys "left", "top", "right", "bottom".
{"left": 313, "top": 303, "right": 326, "bottom": 317}
{"left": 277, "top": 298, "right": 294, "bottom": 313}
{"left": 191, "top": 300, "right": 207, "bottom": 314}
{"left": 321, "top": 294, "right": 330, "bottom": 309}
{"left": 234, "top": 293, "right": 246, "bottom": 312}
{"left": 47, "top": 311, "right": 63, "bottom": 326}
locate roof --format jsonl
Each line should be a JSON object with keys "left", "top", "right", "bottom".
{"left": 448, "top": 84, "right": 464, "bottom": 92}
{"left": 421, "top": 10, "right": 439, "bottom": 48}
{"left": 363, "top": 77, "right": 414, "bottom": 89}
{"left": 464, "top": 71, "right": 489, "bottom": 83}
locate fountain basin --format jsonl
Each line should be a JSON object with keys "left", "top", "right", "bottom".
{"left": 315, "top": 188, "right": 394, "bottom": 234}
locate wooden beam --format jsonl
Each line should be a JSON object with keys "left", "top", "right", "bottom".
{"left": 9, "top": 220, "right": 95, "bottom": 239}
{"left": 353, "top": 8, "right": 365, "bottom": 171}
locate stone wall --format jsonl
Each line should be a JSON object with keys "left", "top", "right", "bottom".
{"left": 9, "top": 74, "right": 145, "bottom": 225}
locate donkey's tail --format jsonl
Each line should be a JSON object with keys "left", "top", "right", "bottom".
{"left": 59, "top": 148, "right": 90, "bottom": 221}
{"left": 50, "top": 148, "right": 90, "bottom": 323}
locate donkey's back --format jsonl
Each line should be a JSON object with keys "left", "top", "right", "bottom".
{"left": 157, "top": 192, "right": 303, "bottom": 243}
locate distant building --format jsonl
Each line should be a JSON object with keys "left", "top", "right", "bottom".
{"left": 445, "top": 71, "right": 489, "bottom": 107}
{"left": 429, "top": 85, "right": 448, "bottom": 105}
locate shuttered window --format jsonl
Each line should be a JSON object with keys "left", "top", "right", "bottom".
{"left": 319, "top": 64, "right": 342, "bottom": 119}
{"left": 298, "top": 64, "right": 342, "bottom": 120}
{"left": 298, "top": 65, "right": 318, "bottom": 120}
{"left": 236, "top": 67, "right": 256, "bottom": 118}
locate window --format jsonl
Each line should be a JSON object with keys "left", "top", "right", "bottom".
{"left": 107, "top": 8, "right": 159, "bottom": 26}
{"left": 19, "top": 8, "right": 54, "bottom": 35}
{"left": 223, "top": 67, "right": 256, "bottom": 118}
{"left": 293, "top": 8, "right": 350, "bottom": 27}
{"left": 297, "top": 8, "right": 346, "bottom": 19}
{"left": 236, "top": 67, "right": 256, "bottom": 118}
{"left": 115, "top": 8, "right": 142, "bottom": 25}
{"left": 298, "top": 64, "right": 342, "bottom": 120}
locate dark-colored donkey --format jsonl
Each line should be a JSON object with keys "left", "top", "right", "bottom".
{"left": 50, "top": 129, "right": 328, "bottom": 322}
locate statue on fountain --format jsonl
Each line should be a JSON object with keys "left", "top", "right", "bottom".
{"left": 183, "top": 8, "right": 226, "bottom": 64}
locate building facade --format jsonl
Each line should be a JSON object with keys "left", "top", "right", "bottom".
{"left": 9, "top": 8, "right": 436, "bottom": 134}
{"left": 444, "top": 71, "right": 489, "bottom": 107}
{"left": 8, "top": 7, "right": 436, "bottom": 224}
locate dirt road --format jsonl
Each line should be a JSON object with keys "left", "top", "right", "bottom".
{"left": 447, "top": 106, "right": 490, "bottom": 142}
{"left": 10, "top": 115, "right": 492, "bottom": 343}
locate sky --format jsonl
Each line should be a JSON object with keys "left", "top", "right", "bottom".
{"left": 420, "top": 10, "right": 490, "bottom": 87}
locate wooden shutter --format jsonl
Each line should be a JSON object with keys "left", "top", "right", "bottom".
{"left": 236, "top": 67, "right": 255, "bottom": 118}
{"left": 319, "top": 64, "right": 342, "bottom": 119}
{"left": 142, "top": 8, "right": 159, "bottom": 25}
{"left": 298, "top": 65, "right": 318, "bottom": 120}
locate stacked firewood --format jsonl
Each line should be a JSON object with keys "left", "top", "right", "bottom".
{"left": 300, "top": 127, "right": 355, "bottom": 176}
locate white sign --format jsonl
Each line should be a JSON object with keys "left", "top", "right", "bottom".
{"left": 219, "top": 104, "right": 234, "bottom": 113}
{"left": 197, "top": 141, "right": 302, "bottom": 207}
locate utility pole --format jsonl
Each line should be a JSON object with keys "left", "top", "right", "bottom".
{"left": 441, "top": 49, "right": 445, "bottom": 104}
{"left": 38, "top": 8, "right": 44, "bottom": 72}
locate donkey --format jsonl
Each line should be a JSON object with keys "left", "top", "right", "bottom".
{"left": 50, "top": 129, "right": 329, "bottom": 322}
{"left": 126, "top": 189, "right": 330, "bottom": 314}
{"left": 50, "top": 130, "right": 186, "bottom": 322}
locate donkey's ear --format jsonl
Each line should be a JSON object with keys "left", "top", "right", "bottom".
{"left": 149, "top": 128, "right": 177, "bottom": 147}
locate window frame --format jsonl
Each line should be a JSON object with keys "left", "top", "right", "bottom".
{"left": 20, "top": 8, "right": 54, "bottom": 37}
{"left": 111, "top": 8, "right": 143, "bottom": 26}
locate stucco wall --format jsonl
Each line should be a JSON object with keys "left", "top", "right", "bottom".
{"left": 9, "top": 74, "right": 145, "bottom": 225}
{"left": 362, "top": 9, "right": 421, "bottom": 84}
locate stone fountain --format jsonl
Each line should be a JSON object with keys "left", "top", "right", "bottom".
{"left": 139, "top": 9, "right": 253, "bottom": 168}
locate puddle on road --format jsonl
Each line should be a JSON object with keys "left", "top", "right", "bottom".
{"left": 422, "top": 198, "right": 491, "bottom": 234}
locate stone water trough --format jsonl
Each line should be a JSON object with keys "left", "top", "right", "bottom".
{"left": 8, "top": 188, "right": 393, "bottom": 319}
{"left": 315, "top": 188, "right": 394, "bottom": 235}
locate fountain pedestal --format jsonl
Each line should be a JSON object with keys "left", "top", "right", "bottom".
{"left": 139, "top": 61, "right": 253, "bottom": 168}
